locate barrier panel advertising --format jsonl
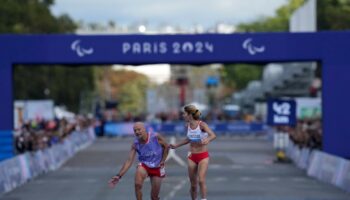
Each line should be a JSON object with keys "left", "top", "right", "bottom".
{"left": 104, "top": 122, "right": 267, "bottom": 136}
{"left": 286, "top": 141, "right": 350, "bottom": 193}
{"left": 0, "top": 128, "right": 95, "bottom": 194}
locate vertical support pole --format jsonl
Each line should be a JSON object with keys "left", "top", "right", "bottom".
{"left": 322, "top": 60, "right": 350, "bottom": 158}
{"left": 0, "top": 61, "right": 14, "bottom": 161}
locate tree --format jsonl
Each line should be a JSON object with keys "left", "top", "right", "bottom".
{"left": 317, "top": 0, "right": 350, "bottom": 30}
{"left": 0, "top": 0, "right": 76, "bottom": 33}
{"left": 95, "top": 68, "right": 150, "bottom": 115}
{"left": 118, "top": 81, "right": 147, "bottom": 115}
{"left": 237, "top": 0, "right": 350, "bottom": 32}
{"left": 14, "top": 65, "right": 95, "bottom": 112}
{"left": 220, "top": 64, "right": 262, "bottom": 90}
{"left": 236, "top": 0, "right": 306, "bottom": 32}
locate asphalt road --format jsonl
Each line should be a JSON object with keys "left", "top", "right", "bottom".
{"left": 2, "top": 136, "right": 349, "bottom": 200}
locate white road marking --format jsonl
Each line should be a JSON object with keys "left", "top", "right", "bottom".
{"left": 231, "top": 165, "right": 244, "bottom": 169}
{"left": 164, "top": 179, "right": 187, "bottom": 200}
{"left": 292, "top": 177, "right": 307, "bottom": 182}
{"left": 225, "top": 154, "right": 236, "bottom": 164}
{"left": 267, "top": 177, "right": 280, "bottom": 182}
{"left": 240, "top": 177, "right": 253, "bottom": 181}
{"left": 252, "top": 165, "right": 266, "bottom": 169}
{"left": 209, "top": 164, "right": 222, "bottom": 169}
{"left": 214, "top": 177, "right": 228, "bottom": 182}
{"left": 166, "top": 137, "right": 186, "bottom": 167}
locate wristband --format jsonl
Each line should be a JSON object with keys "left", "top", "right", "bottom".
{"left": 115, "top": 174, "right": 122, "bottom": 179}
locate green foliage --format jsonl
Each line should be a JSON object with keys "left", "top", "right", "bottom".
{"left": 317, "top": 0, "right": 350, "bottom": 30}
{"left": 237, "top": 0, "right": 350, "bottom": 32}
{"left": 0, "top": 0, "right": 76, "bottom": 33}
{"left": 237, "top": 0, "right": 306, "bottom": 32}
{"left": 109, "top": 69, "right": 150, "bottom": 115}
{"left": 93, "top": 68, "right": 150, "bottom": 114}
{"left": 14, "top": 66, "right": 95, "bottom": 112}
{"left": 220, "top": 64, "right": 262, "bottom": 90}
{"left": 118, "top": 80, "right": 148, "bottom": 115}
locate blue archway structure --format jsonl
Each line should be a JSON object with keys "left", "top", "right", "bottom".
{"left": 0, "top": 32, "right": 350, "bottom": 161}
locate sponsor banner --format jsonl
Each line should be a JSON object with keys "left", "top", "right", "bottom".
{"left": 292, "top": 145, "right": 301, "bottom": 164}
{"left": 287, "top": 141, "right": 350, "bottom": 193}
{"left": 0, "top": 156, "right": 25, "bottom": 194}
{"left": 104, "top": 123, "right": 134, "bottom": 136}
{"left": 315, "top": 152, "right": 342, "bottom": 184}
{"left": 297, "top": 148, "right": 311, "bottom": 170}
{"left": 307, "top": 150, "right": 322, "bottom": 177}
{"left": 307, "top": 150, "right": 350, "bottom": 192}
{"left": 0, "top": 128, "right": 95, "bottom": 194}
{"left": 286, "top": 142, "right": 295, "bottom": 157}
{"left": 334, "top": 160, "right": 350, "bottom": 192}
{"left": 104, "top": 122, "right": 267, "bottom": 136}
{"left": 25, "top": 152, "right": 43, "bottom": 178}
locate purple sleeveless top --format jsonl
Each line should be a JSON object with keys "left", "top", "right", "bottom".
{"left": 134, "top": 132, "right": 163, "bottom": 168}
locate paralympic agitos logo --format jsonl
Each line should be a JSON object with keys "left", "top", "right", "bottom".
{"left": 242, "top": 38, "right": 265, "bottom": 55}
{"left": 71, "top": 40, "right": 94, "bottom": 57}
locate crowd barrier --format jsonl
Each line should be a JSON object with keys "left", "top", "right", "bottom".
{"left": 104, "top": 122, "right": 267, "bottom": 136}
{"left": 286, "top": 141, "right": 350, "bottom": 193}
{"left": 0, "top": 128, "right": 95, "bottom": 194}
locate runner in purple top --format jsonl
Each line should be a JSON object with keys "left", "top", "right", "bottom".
{"left": 134, "top": 131, "right": 163, "bottom": 168}
{"left": 108, "top": 122, "right": 169, "bottom": 200}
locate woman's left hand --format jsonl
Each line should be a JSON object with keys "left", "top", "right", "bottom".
{"left": 201, "top": 138, "right": 209, "bottom": 145}
{"left": 159, "top": 161, "right": 165, "bottom": 168}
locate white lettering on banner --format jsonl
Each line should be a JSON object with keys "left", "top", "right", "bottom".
{"left": 123, "top": 42, "right": 130, "bottom": 53}
{"left": 173, "top": 42, "right": 181, "bottom": 54}
{"left": 159, "top": 42, "right": 167, "bottom": 54}
{"left": 122, "top": 41, "right": 214, "bottom": 55}
{"left": 143, "top": 43, "right": 151, "bottom": 54}
{"left": 273, "top": 102, "right": 291, "bottom": 115}
{"left": 123, "top": 42, "right": 167, "bottom": 54}
{"left": 272, "top": 102, "right": 293, "bottom": 124}
{"left": 133, "top": 43, "right": 141, "bottom": 53}
{"left": 274, "top": 115, "right": 289, "bottom": 123}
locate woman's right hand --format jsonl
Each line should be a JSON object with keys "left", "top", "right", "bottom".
{"left": 108, "top": 175, "right": 121, "bottom": 188}
{"left": 169, "top": 144, "right": 177, "bottom": 149}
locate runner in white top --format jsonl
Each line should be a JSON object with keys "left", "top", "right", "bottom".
{"left": 170, "top": 105, "right": 216, "bottom": 200}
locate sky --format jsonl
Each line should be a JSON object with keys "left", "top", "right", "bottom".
{"left": 51, "top": 0, "right": 288, "bottom": 29}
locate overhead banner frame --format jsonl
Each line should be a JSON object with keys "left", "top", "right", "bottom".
{"left": 1, "top": 32, "right": 350, "bottom": 160}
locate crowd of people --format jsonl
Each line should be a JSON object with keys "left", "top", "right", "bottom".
{"left": 14, "top": 116, "right": 92, "bottom": 154}
{"left": 277, "top": 118, "right": 322, "bottom": 150}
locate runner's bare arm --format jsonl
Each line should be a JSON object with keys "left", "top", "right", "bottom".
{"left": 200, "top": 122, "right": 217, "bottom": 145}
{"left": 108, "top": 144, "right": 136, "bottom": 187}
{"left": 157, "top": 134, "right": 169, "bottom": 166}
{"left": 170, "top": 137, "right": 190, "bottom": 149}
{"left": 116, "top": 144, "right": 137, "bottom": 176}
